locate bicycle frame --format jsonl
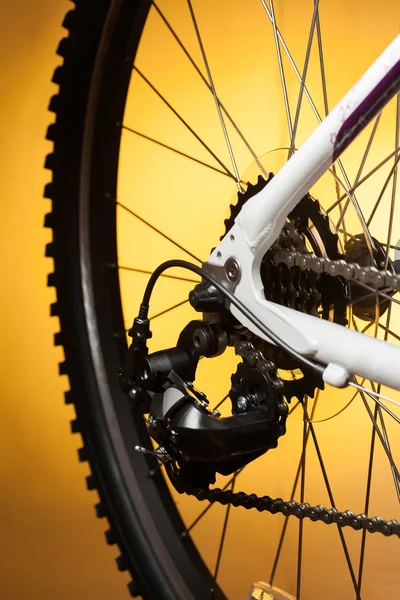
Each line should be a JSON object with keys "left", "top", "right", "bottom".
{"left": 208, "top": 35, "right": 400, "bottom": 391}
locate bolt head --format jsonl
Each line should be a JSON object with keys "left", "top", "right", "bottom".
{"left": 128, "top": 388, "right": 138, "bottom": 401}
{"left": 236, "top": 396, "right": 248, "bottom": 412}
{"left": 225, "top": 257, "right": 241, "bottom": 283}
{"left": 228, "top": 264, "right": 238, "bottom": 278}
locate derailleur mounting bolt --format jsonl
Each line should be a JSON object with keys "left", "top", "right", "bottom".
{"left": 236, "top": 396, "right": 248, "bottom": 412}
{"left": 225, "top": 257, "right": 241, "bottom": 283}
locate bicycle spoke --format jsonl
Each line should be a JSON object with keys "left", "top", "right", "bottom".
{"left": 307, "top": 418, "right": 361, "bottom": 598}
{"left": 350, "top": 381, "right": 400, "bottom": 411}
{"left": 383, "top": 94, "right": 400, "bottom": 270}
{"left": 336, "top": 113, "right": 382, "bottom": 230}
{"left": 354, "top": 384, "right": 400, "bottom": 480}
{"left": 375, "top": 397, "right": 400, "bottom": 501}
{"left": 117, "top": 264, "right": 200, "bottom": 284}
{"left": 289, "top": 400, "right": 300, "bottom": 415}
{"left": 315, "top": 8, "right": 328, "bottom": 116}
{"left": 121, "top": 298, "right": 189, "bottom": 335}
{"left": 211, "top": 473, "right": 237, "bottom": 597}
{"left": 269, "top": 440, "right": 303, "bottom": 586}
{"left": 152, "top": 1, "right": 268, "bottom": 178}
{"left": 366, "top": 393, "right": 400, "bottom": 427}
{"left": 186, "top": 0, "right": 243, "bottom": 193}
{"left": 117, "top": 201, "right": 203, "bottom": 263}
{"left": 122, "top": 126, "right": 238, "bottom": 179}
{"left": 352, "top": 280, "right": 400, "bottom": 308}
{"left": 311, "top": 389, "right": 361, "bottom": 424}
{"left": 149, "top": 299, "right": 189, "bottom": 321}
{"left": 260, "top": 1, "right": 320, "bottom": 122}
{"left": 262, "top": 0, "right": 292, "bottom": 140}
{"left": 362, "top": 321, "right": 374, "bottom": 334}
{"left": 343, "top": 185, "right": 376, "bottom": 257}
{"left": 181, "top": 468, "right": 245, "bottom": 538}
{"left": 269, "top": 397, "right": 317, "bottom": 586}
{"left": 326, "top": 146, "right": 400, "bottom": 214}
{"left": 133, "top": 67, "right": 235, "bottom": 180}
{"left": 366, "top": 154, "right": 400, "bottom": 227}
{"left": 296, "top": 400, "right": 308, "bottom": 600}
{"left": 260, "top": 0, "right": 370, "bottom": 246}
{"left": 314, "top": 4, "right": 346, "bottom": 222}
{"left": 269, "top": 472, "right": 300, "bottom": 584}
{"left": 122, "top": 298, "right": 190, "bottom": 334}
{"left": 289, "top": 0, "right": 319, "bottom": 158}
{"left": 357, "top": 399, "right": 378, "bottom": 595}
{"left": 378, "top": 323, "right": 400, "bottom": 343}
{"left": 213, "top": 393, "right": 229, "bottom": 411}
{"left": 357, "top": 304, "right": 398, "bottom": 594}
{"left": 386, "top": 243, "right": 400, "bottom": 252}
{"left": 350, "top": 288, "right": 392, "bottom": 307}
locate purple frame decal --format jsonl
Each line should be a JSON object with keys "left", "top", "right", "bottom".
{"left": 333, "top": 60, "right": 400, "bottom": 161}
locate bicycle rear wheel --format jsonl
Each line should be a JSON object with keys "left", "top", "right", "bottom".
{"left": 45, "top": 1, "right": 400, "bottom": 599}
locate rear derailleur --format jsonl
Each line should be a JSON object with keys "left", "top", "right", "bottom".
{"left": 119, "top": 306, "right": 287, "bottom": 493}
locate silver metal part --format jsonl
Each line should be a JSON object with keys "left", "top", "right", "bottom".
{"left": 169, "top": 429, "right": 179, "bottom": 445}
{"left": 202, "top": 259, "right": 240, "bottom": 293}
{"left": 134, "top": 445, "right": 172, "bottom": 463}
{"left": 247, "top": 581, "right": 295, "bottom": 600}
{"left": 147, "top": 415, "right": 156, "bottom": 429}
{"left": 236, "top": 396, "right": 248, "bottom": 412}
{"left": 225, "top": 257, "right": 241, "bottom": 283}
{"left": 273, "top": 247, "right": 400, "bottom": 290}
{"left": 128, "top": 387, "right": 138, "bottom": 401}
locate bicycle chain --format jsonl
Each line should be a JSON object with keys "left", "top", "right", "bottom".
{"left": 272, "top": 247, "right": 400, "bottom": 291}
{"left": 185, "top": 486, "right": 400, "bottom": 537}
{"left": 233, "top": 340, "right": 283, "bottom": 394}
{"left": 183, "top": 241, "right": 400, "bottom": 537}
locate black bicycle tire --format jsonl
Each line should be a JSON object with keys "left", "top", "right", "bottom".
{"left": 44, "top": 1, "right": 225, "bottom": 598}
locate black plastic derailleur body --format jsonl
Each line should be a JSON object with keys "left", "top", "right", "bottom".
{"left": 119, "top": 301, "right": 286, "bottom": 492}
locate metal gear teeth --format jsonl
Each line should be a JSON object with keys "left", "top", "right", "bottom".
{"left": 221, "top": 173, "right": 273, "bottom": 240}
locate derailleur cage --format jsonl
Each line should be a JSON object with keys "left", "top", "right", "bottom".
{"left": 121, "top": 317, "right": 287, "bottom": 492}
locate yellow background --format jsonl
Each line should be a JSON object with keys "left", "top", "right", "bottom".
{"left": 1, "top": 0, "right": 399, "bottom": 599}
